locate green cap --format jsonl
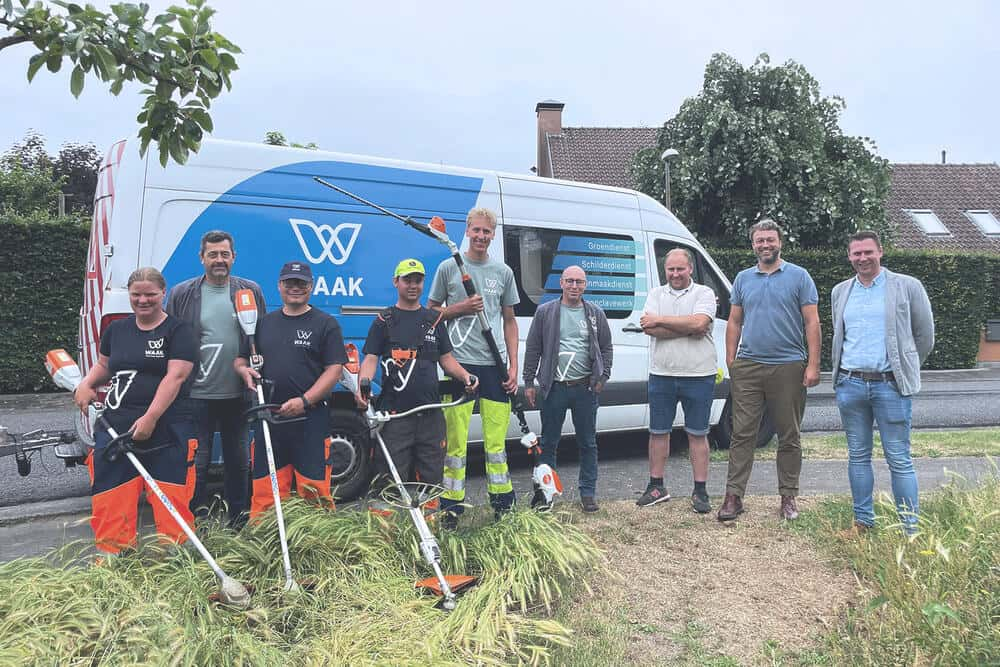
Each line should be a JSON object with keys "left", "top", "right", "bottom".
{"left": 393, "top": 258, "right": 425, "bottom": 278}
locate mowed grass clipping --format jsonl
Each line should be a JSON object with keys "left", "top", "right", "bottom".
{"left": 710, "top": 427, "right": 1000, "bottom": 461}
{"left": 792, "top": 473, "right": 1000, "bottom": 666}
{"left": 0, "top": 501, "right": 604, "bottom": 666}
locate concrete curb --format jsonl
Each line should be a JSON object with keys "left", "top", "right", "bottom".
{"left": 0, "top": 496, "right": 91, "bottom": 527}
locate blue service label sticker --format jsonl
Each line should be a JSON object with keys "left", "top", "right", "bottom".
{"left": 541, "top": 293, "right": 636, "bottom": 311}
{"left": 556, "top": 236, "right": 635, "bottom": 255}
{"left": 543, "top": 274, "right": 636, "bottom": 292}
{"left": 552, "top": 255, "right": 636, "bottom": 274}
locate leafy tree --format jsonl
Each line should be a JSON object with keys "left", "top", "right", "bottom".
{"left": 632, "top": 53, "right": 892, "bottom": 248}
{"left": 53, "top": 140, "right": 100, "bottom": 214}
{"left": 0, "top": 162, "right": 62, "bottom": 215}
{"left": 264, "top": 130, "right": 318, "bottom": 150}
{"left": 1, "top": 0, "right": 240, "bottom": 166}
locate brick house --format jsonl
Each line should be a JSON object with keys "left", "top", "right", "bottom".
{"left": 533, "top": 100, "right": 1000, "bottom": 362}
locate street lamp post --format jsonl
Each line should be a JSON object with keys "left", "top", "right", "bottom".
{"left": 661, "top": 148, "right": 679, "bottom": 210}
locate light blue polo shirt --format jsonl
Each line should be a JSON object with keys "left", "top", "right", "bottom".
{"left": 841, "top": 270, "right": 891, "bottom": 372}
{"left": 731, "top": 260, "right": 818, "bottom": 364}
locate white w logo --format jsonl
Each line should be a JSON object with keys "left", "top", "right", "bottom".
{"left": 447, "top": 315, "right": 478, "bottom": 349}
{"left": 148, "top": 337, "right": 164, "bottom": 350}
{"left": 197, "top": 343, "right": 223, "bottom": 383}
{"left": 297, "top": 330, "right": 313, "bottom": 340}
{"left": 289, "top": 218, "right": 362, "bottom": 265}
{"left": 380, "top": 358, "right": 416, "bottom": 392}
{"left": 105, "top": 370, "right": 137, "bottom": 410}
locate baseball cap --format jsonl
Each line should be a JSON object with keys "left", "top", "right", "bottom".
{"left": 278, "top": 261, "right": 313, "bottom": 282}
{"left": 393, "top": 258, "right": 425, "bottom": 278}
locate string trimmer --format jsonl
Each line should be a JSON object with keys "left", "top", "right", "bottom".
{"left": 45, "top": 349, "right": 251, "bottom": 609}
{"left": 311, "top": 177, "right": 561, "bottom": 507}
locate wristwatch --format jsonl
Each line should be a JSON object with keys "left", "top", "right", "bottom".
{"left": 300, "top": 394, "right": 311, "bottom": 410}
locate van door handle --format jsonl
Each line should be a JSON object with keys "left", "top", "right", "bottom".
{"left": 621, "top": 323, "right": 644, "bottom": 333}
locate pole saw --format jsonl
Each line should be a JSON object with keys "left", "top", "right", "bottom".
{"left": 311, "top": 177, "right": 562, "bottom": 508}
{"left": 45, "top": 349, "right": 251, "bottom": 609}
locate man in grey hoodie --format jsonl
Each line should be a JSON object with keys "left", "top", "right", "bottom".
{"left": 522, "top": 265, "right": 613, "bottom": 512}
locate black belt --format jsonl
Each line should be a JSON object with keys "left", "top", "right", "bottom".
{"left": 840, "top": 368, "right": 895, "bottom": 382}
{"left": 554, "top": 377, "right": 590, "bottom": 387}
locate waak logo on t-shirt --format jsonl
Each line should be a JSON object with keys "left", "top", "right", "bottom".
{"left": 146, "top": 338, "right": 165, "bottom": 358}
{"left": 295, "top": 330, "right": 313, "bottom": 347}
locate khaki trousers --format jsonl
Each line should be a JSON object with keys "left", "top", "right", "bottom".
{"left": 725, "top": 359, "right": 807, "bottom": 497}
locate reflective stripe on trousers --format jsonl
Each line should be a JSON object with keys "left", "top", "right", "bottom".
{"left": 441, "top": 396, "right": 513, "bottom": 500}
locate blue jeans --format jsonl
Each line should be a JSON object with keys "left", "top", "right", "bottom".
{"left": 835, "top": 375, "right": 918, "bottom": 532}
{"left": 539, "top": 382, "right": 599, "bottom": 496}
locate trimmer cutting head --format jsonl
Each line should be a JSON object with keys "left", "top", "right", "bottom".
{"left": 416, "top": 575, "right": 477, "bottom": 598}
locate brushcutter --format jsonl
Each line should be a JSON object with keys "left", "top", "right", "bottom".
{"left": 311, "top": 178, "right": 555, "bottom": 504}
{"left": 44, "top": 349, "right": 251, "bottom": 609}
{"left": 0, "top": 424, "right": 81, "bottom": 476}
{"left": 233, "top": 288, "right": 302, "bottom": 593}
{"left": 354, "top": 375, "right": 478, "bottom": 611}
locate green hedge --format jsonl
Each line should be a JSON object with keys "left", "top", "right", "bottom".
{"left": 706, "top": 247, "right": 1000, "bottom": 370}
{"left": 0, "top": 214, "right": 89, "bottom": 393}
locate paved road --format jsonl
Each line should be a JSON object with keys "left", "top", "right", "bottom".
{"left": 1, "top": 368, "right": 998, "bottom": 511}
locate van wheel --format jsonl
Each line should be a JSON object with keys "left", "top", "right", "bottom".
{"left": 710, "top": 398, "right": 776, "bottom": 449}
{"left": 328, "top": 407, "right": 372, "bottom": 502}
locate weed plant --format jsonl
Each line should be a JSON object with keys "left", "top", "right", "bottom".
{"left": 793, "top": 474, "right": 999, "bottom": 666}
{"left": 0, "top": 501, "right": 604, "bottom": 666}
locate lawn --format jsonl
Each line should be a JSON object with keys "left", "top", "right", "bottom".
{"left": 710, "top": 427, "right": 1000, "bottom": 462}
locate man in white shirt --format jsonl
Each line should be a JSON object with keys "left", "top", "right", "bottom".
{"left": 637, "top": 248, "right": 717, "bottom": 513}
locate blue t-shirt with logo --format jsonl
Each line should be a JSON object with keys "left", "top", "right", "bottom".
{"left": 730, "top": 260, "right": 818, "bottom": 364}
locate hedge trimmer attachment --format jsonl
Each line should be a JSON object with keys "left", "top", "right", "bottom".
{"left": 356, "top": 376, "right": 477, "bottom": 611}
{"left": 44, "top": 349, "right": 252, "bottom": 609}
{"left": 234, "top": 289, "right": 305, "bottom": 594}
{"left": 311, "top": 177, "right": 549, "bottom": 499}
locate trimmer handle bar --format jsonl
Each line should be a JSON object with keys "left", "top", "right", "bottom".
{"left": 242, "top": 402, "right": 308, "bottom": 425}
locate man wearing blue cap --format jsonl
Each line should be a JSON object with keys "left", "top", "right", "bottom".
{"left": 355, "top": 259, "right": 478, "bottom": 512}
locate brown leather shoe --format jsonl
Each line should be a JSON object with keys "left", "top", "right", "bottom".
{"left": 717, "top": 493, "right": 744, "bottom": 521}
{"left": 779, "top": 495, "right": 799, "bottom": 520}
{"left": 836, "top": 521, "right": 872, "bottom": 540}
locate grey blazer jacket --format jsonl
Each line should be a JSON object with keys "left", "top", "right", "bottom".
{"left": 522, "top": 299, "right": 613, "bottom": 400}
{"left": 831, "top": 268, "right": 934, "bottom": 396}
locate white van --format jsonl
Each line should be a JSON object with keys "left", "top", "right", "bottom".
{"left": 78, "top": 138, "right": 766, "bottom": 499}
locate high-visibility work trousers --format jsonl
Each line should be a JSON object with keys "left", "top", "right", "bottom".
{"left": 441, "top": 396, "right": 513, "bottom": 502}
{"left": 89, "top": 429, "right": 197, "bottom": 555}
{"left": 250, "top": 406, "right": 335, "bottom": 519}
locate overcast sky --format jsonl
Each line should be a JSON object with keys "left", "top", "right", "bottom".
{"left": 2, "top": 0, "right": 998, "bottom": 173}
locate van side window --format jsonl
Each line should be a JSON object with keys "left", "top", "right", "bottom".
{"left": 504, "top": 226, "right": 637, "bottom": 319}
{"left": 653, "top": 239, "right": 731, "bottom": 320}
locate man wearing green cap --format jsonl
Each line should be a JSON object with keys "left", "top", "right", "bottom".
{"left": 355, "top": 258, "right": 479, "bottom": 511}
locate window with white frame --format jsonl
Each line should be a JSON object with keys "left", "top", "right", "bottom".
{"left": 903, "top": 209, "right": 950, "bottom": 236}
{"left": 963, "top": 210, "right": 1000, "bottom": 236}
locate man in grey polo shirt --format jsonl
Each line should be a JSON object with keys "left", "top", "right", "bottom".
{"left": 166, "top": 230, "right": 266, "bottom": 527}
{"left": 718, "top": 219, "right": 821, "bottom": 522}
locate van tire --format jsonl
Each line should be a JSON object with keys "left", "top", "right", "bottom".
{"left": 710, "top": 398, "right": 776, "bottom": 450}
{"left": 328, "top": 407, "right": 372, "bottom": 502}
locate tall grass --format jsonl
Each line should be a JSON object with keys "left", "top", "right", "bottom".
{"left": 0, "top": 502, "right": 605, "bottom": 665}
{"left": 794, "top": 473, "right": 999, "bottom": 666}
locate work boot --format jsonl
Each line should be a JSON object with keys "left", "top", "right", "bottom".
{"left": 530, "top": 485, "right": 551, "bottom": 512}
{"left": 580, "top": 496, "right": 599, "bottom": 513}
{"left": 779, "top": 495, "right": 799, "bottom": 521}
{"left": 489, "top": 491, "right": 516, "bottom": 522}
{"left": 717, "top": 493, "right": 744, "bottom": 521}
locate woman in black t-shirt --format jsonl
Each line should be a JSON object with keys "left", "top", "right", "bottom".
{"left": 74, "top": 267, "right": 199, "bottom": 555}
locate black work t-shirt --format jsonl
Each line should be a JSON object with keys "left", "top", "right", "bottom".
{"left": 243, "top": 308, "right": 347, "bottom": 404}
{"left": 362, "top": 306, "right": 451, "bottom": 412}
{"left": 99, "top": 314, "right": 197, "bottom": 420}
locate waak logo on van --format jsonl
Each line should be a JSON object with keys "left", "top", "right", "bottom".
{"left": 146, "top": 337, "right": 165, "bottom": 358}
{"left": 288, "top": 218, "right": 364, "bottom": 297}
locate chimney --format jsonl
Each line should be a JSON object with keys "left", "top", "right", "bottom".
{"left": 535, "top": 100, "right": 564, "bottom": 178}
{"left": 941, "top": 150, "right": 947, "bottom": 165}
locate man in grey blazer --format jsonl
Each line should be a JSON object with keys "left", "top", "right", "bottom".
{"left": 831, "top": 231, "right": 934, "bottom": 535}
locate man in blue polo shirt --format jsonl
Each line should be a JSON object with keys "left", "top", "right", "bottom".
{"left": 718, "top": 219, "right": 821, "bottom": 522}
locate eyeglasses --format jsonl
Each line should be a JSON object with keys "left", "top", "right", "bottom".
{"left": 562, "top": 278, "right": 587, "bottom": 285}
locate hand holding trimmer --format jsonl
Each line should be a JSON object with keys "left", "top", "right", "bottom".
{"left": 45, "top": 349, "right": 251, "bottom": 609}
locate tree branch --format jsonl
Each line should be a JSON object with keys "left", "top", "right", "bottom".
{"left": 0, "top": 34, "right": 30, "bottom": 51}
